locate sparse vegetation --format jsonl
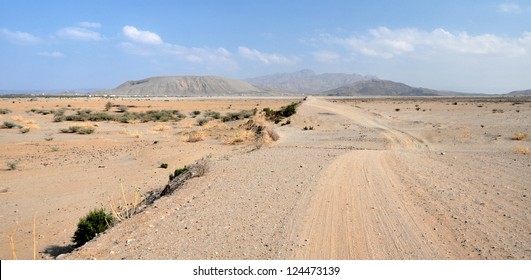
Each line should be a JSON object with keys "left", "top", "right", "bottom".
{"left": 44, "top": 136, "right": 54, "bottom": 141}
{"left": 185, "top": 131, "right": 204, "bottom": 142}
{"left": 104, "top": 102, "right": 112, "bottom": 111}
{"left": 0, "top": 108, "right": 11, "bottom": 114}
{"left": 109, "top": 184, "right": 142, "bottom": 222}
{"left": 492, "top": 109, "right": 504, "bottom": 113}
{"left": 196, "top": 118, "right": 209, "bottom": 126}
{"left": 511, "top": 132, "right": 528, "bottom": 141}
{"left": 60, "top": 126, "right": 95, "bottom": 135}
{"left": 196, "top": 110, "right": 221, "bottom": 126}
{"left": 54, "top": 109, "right": 186, "bottom": 123}
{"left": 1, "top": 121, "right": 19, "bottom": 129}
{"left": 72, "top": 208, "right": 115, "bottom": 247}
{"left": 395, "top": 108, "right": 400, "bottom": 112}
{"left": 29, "top": 108, "right": 56, "bottom": 115}
{"left": 116, "top": 105, "right": 129, "bottom": 113}
{"left": 221, "top": 108, "right": 257, "bottom": 122}
{"left": 303, "top": 126, "right": 314, "bottom": 131}
{"left": 6, "top": 160, "right": 19, "bottom": 170}
{"left": 19, "top": 127, "right": 30, "bottom": 134}
{"left": 169, "top": 166, "right": 189, "bottom": 181}
{"left": 160, "top": 163, "right": 168, "bottom": 169}
{"left": 204, "top": 110, "right": 221, "bottom": 120}
{"left": 513, "top": 146, "right": 530, "bottom": 155}
{"left": 263, "top": 102, "right": 300, "bottom": 123}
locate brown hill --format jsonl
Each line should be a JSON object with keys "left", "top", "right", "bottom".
{"left": 94, "top": 76, "right": 267, "bottom": 96}
{"left": 324, "top": 79, "right": 462, "bottom": 96}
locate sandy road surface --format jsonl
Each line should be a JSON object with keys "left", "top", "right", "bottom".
{"left": 289, "top": 98, "right": 438, "bottom": 259}
{"left": 288, "top": 97, "right": 530, "bottom": 259}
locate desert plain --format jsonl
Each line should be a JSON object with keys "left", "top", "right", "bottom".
{"left": 0, "top": 96, "right": 529, "bottom": 260}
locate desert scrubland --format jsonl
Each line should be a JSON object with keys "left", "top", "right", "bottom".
{"left": 0, "top": 96, "right": 529, "bottom": 260}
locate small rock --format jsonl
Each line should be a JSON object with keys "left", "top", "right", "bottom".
{"left": 440, "top": 152, "right": 446, "bottom": 155}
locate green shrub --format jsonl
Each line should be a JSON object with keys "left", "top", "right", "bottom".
{"left": 169, "top": 165, "right": 189, "bottom": 181}
{"left": 104, "top": 102, "right": 112, "bottom": 111}
{"left": 263, "top": 102, "right": 300, "bottom": 122}
{"left": 6, "top": 160, "right": 19, "bottom": 170}
{"left": 19, "top": 127, "right": 30, "bottom": 134}
{"left": 0, "top": 108, "right": 11, "bottom": 114}
{"left": 221, "top": 108, "right": 257, "bottom": 122}
{"left": 72, "top": 208, "right": 115, "bottom": 247}
{"left": 1, "top": 121, "right": 19, "bottom": 129}
{"left": 160, "top": 163, "right": 168, "bottom": 169}
{"left": 196, "top": 118, "right": 209, "bottom": 126}
{"left": 60, "top": 126, "right": 95, "bottom": 134}
{"left": 204, "top": 110, "right": 221, "bottom": 119}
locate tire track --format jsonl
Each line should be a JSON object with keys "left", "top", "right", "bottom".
{"left": 289, "top": 98, "right": 441, "bottom": 259}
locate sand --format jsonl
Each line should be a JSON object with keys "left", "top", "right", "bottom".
{"left": 0, "top": 96, "right": 529, "bottom": 260}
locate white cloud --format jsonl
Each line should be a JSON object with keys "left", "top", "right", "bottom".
{"left": 37, "top": 51, "right": 64, "bottom": 58}
{"left": 0, "top": 28, "right": 41, "bottom": 44}
{"left": 320, "top": 27, "right": 530, "bottom": 59}
{"left": 57, "top": 27, "right": 103, "bottom": 41}
{"left": 122, "top": 26, "right": 163, "bottom": 45}
{"left": 238, "top": 46, "right": 296, "bottom": 64}
{"left": 498, "top": 3, "right": 521, "bottom": 13}
{"left": 120, "top": 25, "right": 235, "bottom": 66}
{"left": 77, "top": 22, "right": 102, "bottom": 28}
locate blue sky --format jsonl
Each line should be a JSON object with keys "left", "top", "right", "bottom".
{"left": 1, "top": 0, "right": 530, "bottom": 93}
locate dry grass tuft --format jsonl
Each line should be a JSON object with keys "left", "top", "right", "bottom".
{"left": 513, "top": 146, "right": 530, "bottom": 155}
{"left": 109, "top": 183, "right": 142, "bottom": 222}
{"left": 511, "top": 132, "right": 527, "bottom": 141}
{"left": 184, "top": 130, "right": 205, "bottom": 142}
{"left": 153, "top": 124, "right": 170, "bottom": 132}
{"left": 223, "top": 129, "right": 255, "bottom": 145}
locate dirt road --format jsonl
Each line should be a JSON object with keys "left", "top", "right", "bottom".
{"left": 287, "top": 97, "right": 530, "bottom": 259}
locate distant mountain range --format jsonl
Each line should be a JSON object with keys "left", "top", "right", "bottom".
{"left": 323, "top": 79, "right": 469, "bottom": 97}
{"left": 245, "top": 69, "right": 375, "bottom": 93}
{"left": 504, "top": 89, "right": 531, "bottom": 96}
{"left": 2, "top": 70, "right": 530, "bottom": 97}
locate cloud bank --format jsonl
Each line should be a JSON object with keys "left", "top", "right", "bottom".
{"left": 0, "top": 28, "right": 41, "bottom": 44}
{"left": 57, "top": 27, "right": 103, "bottom": 41}
{"left": 238, "top": 47, "right": 296, "bottom": 64}
{"left": 318, "top": 27, "right": 531, "bottom": 59}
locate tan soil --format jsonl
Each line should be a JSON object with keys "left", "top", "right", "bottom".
{"left": 1, "top": 96, "right": 529, "bottom": 260}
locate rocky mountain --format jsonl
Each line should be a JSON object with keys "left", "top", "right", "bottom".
{"left": 324, "top": 79, "right": 464, "bottom": 96}
{"left": 504, "top": 89, "right": 531, "bottom": 96}
{"left": 246, "top": 69, "right": 374, "bottom": 93}
{"left": 94, "top": 76, "right": 267, "bottom": 96}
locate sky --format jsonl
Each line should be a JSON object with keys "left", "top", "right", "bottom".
{"left": 1, "top": 0, "right": 530, "bottom": 93}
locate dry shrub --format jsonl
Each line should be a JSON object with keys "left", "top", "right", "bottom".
{"left": 511, "top": 132, "right": 527, "bottom": 141}
{"left": 184, "top": 130, "right": 205, "bottom": 142}
{"left": 223, "top": 129, "right": 255, "bottom": 145}
{"left": 129, "top": 130, "right": 143, "bottom": 138}
{"left": 109, "top": 184, "right": 142, "bottom": 222}
{"left": 153, "top": 124, "right": 170, "bottom": 132}
{"left": 513, "top": 146, "right": 530, "bottom": 155}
